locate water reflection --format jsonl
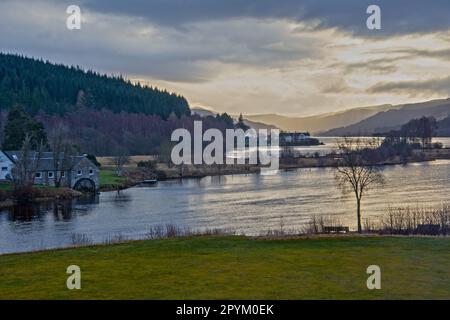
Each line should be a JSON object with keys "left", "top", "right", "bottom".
{"left": 8, "top": 194, "right": 100, "bottom": 222}
{"left": 111, "top": 191, "right": 133, "bottom": 209}
{"left": 10, "top": 204, "right": 42, "bottom": 222}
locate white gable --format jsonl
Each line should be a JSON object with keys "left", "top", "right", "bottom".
{"left": 0, "top": 151, "right": 14, "bottom": 180}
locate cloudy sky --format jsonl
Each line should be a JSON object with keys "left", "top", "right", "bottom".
{"left": 1, "top": 0, "right": 450, "bottom": 116}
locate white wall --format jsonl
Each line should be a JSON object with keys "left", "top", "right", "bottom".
{"left": 0, "top": 152, "right": 14, "bottom": 180}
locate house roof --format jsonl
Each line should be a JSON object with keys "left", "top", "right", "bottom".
{"left": 3, "top": 151, "right": 91, "bottom": 171}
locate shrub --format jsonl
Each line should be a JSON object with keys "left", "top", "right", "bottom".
{"left": 155, "top": 170, "right": 167, "bottom": 181}
{"left": 137, "top": 160, "right": 157, "bottom": 170}
{"left": 364, "top": 204, "right": 450, "bottom": 235}
{"left": 0, "top": 189, "right": 8, "bottom": 201}
{"left": 12, "top": 185, "right": 40, "bottom": 202}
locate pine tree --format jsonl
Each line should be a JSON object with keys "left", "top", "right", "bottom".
{"left": 215, "top": 113, "right": 234, "bottom": 129}
{"left": 2, "top": 105, "right": 48, "bottom": 150}
{"left": 235, "top": 113, "right": 250, "bottom": 130}
{"left": 0, "top": 53, "right": 191, "bottom": 117}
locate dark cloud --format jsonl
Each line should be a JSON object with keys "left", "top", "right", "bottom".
{"left": 0, "top": 1, "right": 322, "bottom": 82}
{"left": 318, "top": 78, "right": 356, "bottom": 94}
{"left": 367, "top": 76, "right": 450, "bottom": 96}
{"left": 2, "top": 0, "right": 450, "bottom": 114}
{"left": 73, "top": 0, "right": 450, "bottom": 36}
{"left": 378, "top": 48, "right": 450, "bottom": 61}
{"left": 332, "top": 58, "right": 401, "bottom": 75}
{"left": 332, "top": 48, "right": 450, "bottom": 76}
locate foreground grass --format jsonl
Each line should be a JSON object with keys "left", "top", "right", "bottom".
{"left": 0, "top": 236, "right": 449, "bottom": 299}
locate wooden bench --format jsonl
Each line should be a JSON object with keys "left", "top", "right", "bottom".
{"left": 323, "top": 226, "right": 349, "bottom": 234}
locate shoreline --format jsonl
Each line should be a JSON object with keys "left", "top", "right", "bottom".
{"left": 140, "top": 148, "right": 450, "bottom": 181}
{"left": 3, "top": 147, "right": 450, "bottom": 203}
{"left": 1, "top": 233, "right": 448, "bottom": 257}
{"left": 0, "top": 187, "right": 83, "bottom": 209}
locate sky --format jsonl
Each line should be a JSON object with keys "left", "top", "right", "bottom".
{"left": 1, "top": 0, "right": 450, "bottom": 116}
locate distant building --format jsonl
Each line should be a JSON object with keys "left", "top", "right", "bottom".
{"left": 280, "top": 132, "right": 311, "bottom": 144}
{"left": 0, "top": 151, "right": 99, "bottom": 192}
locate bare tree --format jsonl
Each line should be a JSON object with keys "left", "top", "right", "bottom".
{"left": 49, "top": 125, "right": 76, "bottom": 187}
{"left": 335, "top": 137, "right": 384, "bottom": 233}
{"left": 158, "top": 140, "right": 175, "bottom": 167}
{"left": 11, "top": 134, "right": 44, "bottom": 188}
{"left": 111, "top": 151, "right": 130, "bottom": 175}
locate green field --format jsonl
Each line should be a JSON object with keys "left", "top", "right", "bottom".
{"left": 99, "top": 169, "right": 127, "bottom": 188}
{"left": 0, "top": 183, "right": 56, "bottom": 192}
{"left": 0, "top": 236, "right": 449, "bottom": 299}
{"left": 0, "top": 183, "right": 12, "bottom": 191}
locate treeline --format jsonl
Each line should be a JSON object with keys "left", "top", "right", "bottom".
{"left": 0, "top": 106, "right": 235, "bottom": 156}
{"left": 0, "top": 53, "right": 241, "bottom": 156}
{"left": 37, "top": 109, "right": 234, "bottom": 156}
{"left": 437, "top": 114, "right": 450, "bottom": 136}
{"left": 0, "top": 53, "right": 190, "bottom": 119}
{"left": 376, "top": 115, "right": 450, "bottom": 140}
{"left": 375, "top": 116, "right": 445, "bottom": 146}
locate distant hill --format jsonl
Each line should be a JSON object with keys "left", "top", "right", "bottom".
{"left": 191, "top": 107, "right": 216, "bottom": 117}
{"left": 245, "top": 104, "right": 394, "bottom": 134}
{"left": 243, "top": 119, "right": 278, "bottom": 131}
{"left": 0, "top": 53, "right": 190, "bottom": 119}
{"left": 322, "top": 99, "right": 450, "bottom": 136}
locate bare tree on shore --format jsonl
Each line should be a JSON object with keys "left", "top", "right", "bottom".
{"left": 335, "top": 137, "right": 384, "bottom": 233}
{"left": 11, "top": 134, "right": 44, "bottom": 188}
{"left": 49, "top": 124, "right": 76, "bottom": 187}
{"left": 111, "top": 152, "right": 130, "bottom": 175}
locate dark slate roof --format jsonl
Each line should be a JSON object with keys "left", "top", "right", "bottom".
{"left": 4, "top": 151, "right": 90, "bottom": 171}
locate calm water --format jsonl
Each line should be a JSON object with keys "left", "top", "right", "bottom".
{"left": 1, "top": 159, "right": 450, "bottom": 254}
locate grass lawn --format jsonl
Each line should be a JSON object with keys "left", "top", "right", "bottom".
{"left": 0, "top": 183, "right": 55, "bottom": 192}
{"left": 0, "top": 236, "right": 449, "bottom": 299}
{"left": 0, "top": 183, "right": 13, "bottom": 191}
{"left": 99, "top": 169, "right": 127, "bottom": 187}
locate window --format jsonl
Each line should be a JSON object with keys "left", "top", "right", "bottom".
{"left": 48, "top": 171, "right": 54, "bottom": 179}
{"left": 89, "top": 169, "right": 94, "bottom": 175}
{"left": 1, "top": 167, "right": 7, "bottom": 171}
{"left": 77, "top": 170, "right": 82, "bottom": 176}
{"left": 35, "top": 172, "right": 42, "bottom": 178}
{"left": 61, "top": 171, "right": 66, "bottom": 178}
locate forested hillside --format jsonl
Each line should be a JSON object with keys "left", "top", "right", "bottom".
{"left": 0, "top": 54, "right": 238, "bottom": 156}
{"left": 0, "top": 53, "right": 190, "bottom": 119}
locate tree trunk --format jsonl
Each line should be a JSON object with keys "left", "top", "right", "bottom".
{"left": 356, "top": 197, "right": 362, "bottom": 234}
{"left": 55, "top": 172, "right": 61, "bottom": 188}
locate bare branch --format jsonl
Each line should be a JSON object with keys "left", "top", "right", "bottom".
{"left": 334, "top": 137, "right": 385, "bottom": 233}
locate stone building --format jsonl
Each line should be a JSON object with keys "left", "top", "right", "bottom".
{"left": 0, "top": 151, "right": 99, "bottom": 192}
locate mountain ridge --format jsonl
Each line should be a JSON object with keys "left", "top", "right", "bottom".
{"left": 321, "top": 99, "right": 450, "bottom": 136}
{"left": 245, "top": 104, "right": 395, "bottom": 134}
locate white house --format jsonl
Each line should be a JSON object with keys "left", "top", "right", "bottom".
{"left": 0, "top": 151, "right": 15, "bottom": 180}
